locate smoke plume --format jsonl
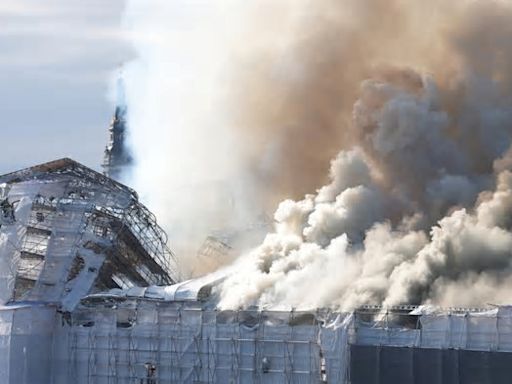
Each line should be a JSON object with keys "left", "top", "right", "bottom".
{"left": 121, "top": 1, "right": 267, "bottom": 275}
{"left": 218, "top": 0, "right": 512, "bottom": 310}
{"left": 122, "top": 0, "right": 512, "bottom": 308}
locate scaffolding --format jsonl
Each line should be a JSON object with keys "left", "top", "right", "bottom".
{"left": 0, "top": 158, "right": 179, "bottom": 310}
{"left": 6, "top": 158, "right": 512, "bottom": 383}
{"left": 48, "top": 299, "right": 512, "bottom": 384}
{"left": 58, "top": 299, "right": 351, "bottom": 384}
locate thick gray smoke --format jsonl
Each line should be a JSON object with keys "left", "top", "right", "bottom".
{"left": 122, "top": 0, "right": 512, "bottom": 307}
{"left": 220, "top": 69, "right": 512, "bottom": 309}
{"left": 219, "top": 0, "right": 512, "bottom": 310}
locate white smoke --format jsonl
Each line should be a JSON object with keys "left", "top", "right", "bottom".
{"left": 121, "top": 1, "right": 270, "bottom": 274}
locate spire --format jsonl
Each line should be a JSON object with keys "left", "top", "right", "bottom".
{"left": 103, "top": 71, "right": 132, "bottom": 181}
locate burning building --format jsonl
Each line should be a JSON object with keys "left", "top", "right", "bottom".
{"left": 3, "top": 1, "right": 512, "bottom": 379}
{"left": 0, "top": 158, "right": 512, "bottom": 383}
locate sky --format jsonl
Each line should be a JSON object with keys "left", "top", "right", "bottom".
{"left": 0, "top": 0, "right": 131, "bottom": 174}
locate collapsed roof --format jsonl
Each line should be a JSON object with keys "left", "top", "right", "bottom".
{"left": 0, "top": 158, "right": 179, "bottom": 311}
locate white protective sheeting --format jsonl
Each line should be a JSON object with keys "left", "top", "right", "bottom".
{"left": 88, "top": 268, "right": 229, "bottom": 302}
{"left": 7, "top": 298, "right": 512, "bottom": 383}
{"left": 53, "top": 299, "right": 353, "bottom": 384}
{"left": 419, "top": 307, "right": 509, "bottom": 350}
{"left": 0, "top": 304, "right": 57, "bottom": 384}
{"left": 0, "top": 195, "right": 34, "bottom": 304}
{"left": 355, "top": 306, "right": 512, "bottom": 352}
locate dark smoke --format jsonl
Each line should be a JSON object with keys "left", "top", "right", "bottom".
{"left": 219, "top": 0, "right": 512, "bottom": 309}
